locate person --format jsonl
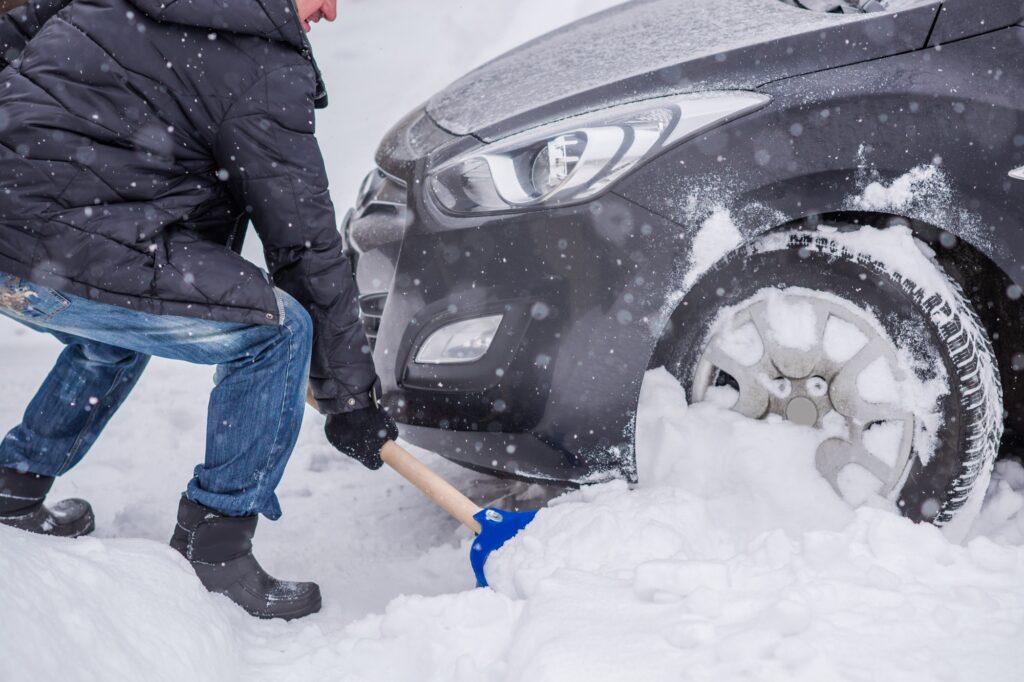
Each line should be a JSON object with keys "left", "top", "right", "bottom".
{"left": 0, "top": 0, "right": 397, "bottom": 620}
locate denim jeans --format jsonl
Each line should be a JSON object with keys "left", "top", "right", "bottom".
{"left": 0, "top": 272, "right": 313, "bottom": 519}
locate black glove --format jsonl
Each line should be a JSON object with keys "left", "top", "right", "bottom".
{"left": 324, "top": 406, "right": 399, "bottom": 470}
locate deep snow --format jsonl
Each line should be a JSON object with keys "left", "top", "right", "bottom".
{"left": 4, "top": 358, "right": 1024, "bottom": 681}
{"left": 3, "top": 2, "right": 1024, "bottom": 681}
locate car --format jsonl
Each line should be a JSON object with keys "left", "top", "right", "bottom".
{"left": 344, "top": 0, "right": 1024, "bottom": 530}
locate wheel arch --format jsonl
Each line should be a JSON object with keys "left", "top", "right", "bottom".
{"left": 620, "top": 29, "right": 1024, "bottom": 472}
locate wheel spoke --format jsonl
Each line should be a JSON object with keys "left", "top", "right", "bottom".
{"left": 705, "top": 343, "right": 770, "bottom": 419}
{"left": 749, "top": 299, "right": 826, "bottom": 379}
{"left": 828, "top": 339, "right": 911, "bottom": 424}
{"left": 835, "top": 390, "right": 912, "bottom": 425}
{"left": 852, "top": 443, "right": 898, "bottom": 485}
{"left": 816, "top": 437, "right": 899, "bottom": 494}
{"left": 832, "top": 337, "right": 885, "bottom": 381}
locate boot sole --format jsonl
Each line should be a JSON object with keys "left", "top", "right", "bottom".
{"left": 252, "top": 596, "right": 323, "bottom": 621}
{"left": 0, "top": 505, "right": 95, "bottom": 538}
{"left": 245, "top": 585, "right": 323, "bottom": 621}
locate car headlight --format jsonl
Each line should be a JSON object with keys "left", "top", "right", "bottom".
{"left": 428, "top": 92, "right": 770, "bottom": 214}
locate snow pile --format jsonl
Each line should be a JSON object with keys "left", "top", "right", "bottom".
{"left": 483, "top": 370, "right": 1024, "bottom": 681}
{"left": 237, "top": 589, "right": 523, "bottom": 682}
{"left": 972, "top": 459, "right": 1024, "bottom": 545}
{"left": 0, "top": 527, "right": 242, "bottom": 681}
{"left": 632, "top": 368, "right": 857, "bottom": 531}
{"left": 5, "top": 369, "right": 1024, "bottom": 680}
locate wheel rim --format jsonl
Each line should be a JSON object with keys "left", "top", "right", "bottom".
{"left": 691, "top": 289, "right": 915, "bottom": 499}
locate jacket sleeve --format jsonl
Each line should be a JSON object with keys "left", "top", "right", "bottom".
{"left": 0, "top": 0, "right": 68, "bottom": 69}
{"left": 213, "top": 65, "right": 378, "bottom": 415}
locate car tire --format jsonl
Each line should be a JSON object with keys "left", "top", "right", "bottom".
{"left": 653, "top": 223, "right": 1002, "bottom": 529}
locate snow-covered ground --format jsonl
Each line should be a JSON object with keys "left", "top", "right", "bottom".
{"left": 3, "top": 2, "right": 1024, "bottom": 681}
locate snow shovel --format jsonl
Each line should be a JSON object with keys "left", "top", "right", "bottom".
{"left": 379, "top": 440, "right": 537, "bottom": 588}
{"left": 307, "top": 388, "right": 536, "bottom": 586}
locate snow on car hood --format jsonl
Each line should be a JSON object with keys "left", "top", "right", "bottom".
{"left": 426, "top": 0, "right": 938, "bottom": 140}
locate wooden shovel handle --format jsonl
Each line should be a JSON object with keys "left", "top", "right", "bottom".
{"left": 381, "top": 441, "right": 483, "bottom": 534}
{"left": 308, "top": 389, "right": 482, "bottom": 533}
{"left": 306, "top": 385, "right": 324, "bottom": 414}
{"left": 0, "top": 1, "right": 27, "bottom": 17}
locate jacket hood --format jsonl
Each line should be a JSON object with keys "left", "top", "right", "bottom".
{"left": 129, "top": 0, "right": 328, "bottom": 108}
{"left": 129, "top": 0, "right": 305, "bottom": 48}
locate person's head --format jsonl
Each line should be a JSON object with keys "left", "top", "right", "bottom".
{"left": 295, "top": 0, "right": 337, "bottom": 33}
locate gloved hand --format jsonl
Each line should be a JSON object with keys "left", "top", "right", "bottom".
{"left": 324, "top": 405, "right": 399, "bottom": 470}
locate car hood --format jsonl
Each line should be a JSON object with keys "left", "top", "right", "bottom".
{"left": 425, "top": 0, "right": 940, "bottom": 141}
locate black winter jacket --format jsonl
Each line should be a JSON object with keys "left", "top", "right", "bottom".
{"left": 0, "top": 0, "right": 376, "bottom": 414}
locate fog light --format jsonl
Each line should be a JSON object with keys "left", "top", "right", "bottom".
{"left": 415, "top": 315, "right": 503, "bottom": 364}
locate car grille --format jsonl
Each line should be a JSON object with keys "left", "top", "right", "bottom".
{"left": 359, "top": 292, "right": 388, "bottom": 351}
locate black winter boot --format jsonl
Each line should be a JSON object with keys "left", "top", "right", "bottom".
{"left": 0, "top": 467, "right": 94, "bottom": 538}
{"left": 170, "top": 496, "right": 321, "bottom": 620}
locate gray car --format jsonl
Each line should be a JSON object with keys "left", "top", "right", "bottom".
{"left": 345, "top": 0, "right": 1024, "bottom": 529}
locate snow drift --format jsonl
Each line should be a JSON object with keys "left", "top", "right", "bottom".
{"left": 0, "top": 529, "right": 241, "bottom": 681}
{"left": 3, "top": 368, "right": 1024, "bottom": 681}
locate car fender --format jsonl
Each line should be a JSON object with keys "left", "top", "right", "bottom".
{"left": 617, "top": 25, "right": 1024, "bottom": 285}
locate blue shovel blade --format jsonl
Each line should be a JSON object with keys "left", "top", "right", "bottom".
{"left": 469, "top": 507, "right": 538, "bottom": 588}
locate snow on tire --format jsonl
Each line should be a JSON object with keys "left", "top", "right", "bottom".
{"left": 656, "top": 223, "right": 1002, "bottom": 536}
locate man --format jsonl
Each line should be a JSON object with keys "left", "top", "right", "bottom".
{"left": 0, "top": 0, "right": 396, "bottom": 620}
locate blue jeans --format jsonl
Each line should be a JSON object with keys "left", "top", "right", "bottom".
{"left": 0, "top": 272, "right": 313, "bottom": 519}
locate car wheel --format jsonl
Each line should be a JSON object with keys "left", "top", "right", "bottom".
{"left": 654, "top": 224, "right": 1002, "bottom": 529}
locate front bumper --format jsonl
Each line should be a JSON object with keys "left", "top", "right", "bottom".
{"left": 399, "top": 424, "right": 597, "bottom": 484}
{"left": 347, "top": 163, "right": 689, "bottom": 485}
